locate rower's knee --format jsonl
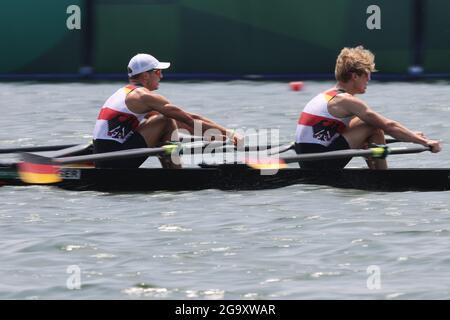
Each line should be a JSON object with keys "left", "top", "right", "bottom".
{"left": 157, "top": 115, "right": 177, "bottom": 129}
{"left": 137, "top": 115, "right": 177, "bottom": 146}
{"left": 146, "top": 114, "right": 175, "bottom": 130}
{"left": 153, "top": 114, "right": 170, "bottom": 124}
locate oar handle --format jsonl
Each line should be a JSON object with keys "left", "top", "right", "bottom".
{"left": 388, "top": 145, "right": 430, "bottom": 155}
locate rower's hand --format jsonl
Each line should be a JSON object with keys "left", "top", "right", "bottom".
{"left": 426, "top": 140, "right": 442, "bottom": 153}
{"left": 226, "top": 129, "right": 244, "bottom": 146}
{"left": 232, "top": 132, "right": 244, "bottom": 146}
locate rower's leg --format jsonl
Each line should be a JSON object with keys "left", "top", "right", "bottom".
{"left": 145, "top": 112, "right": 184, "bottom": 141}
{"left": 365, "top": 128, "right": 387, "bottom": 169}
{"left": 342, "top": 118, "right": 387, "bottom": 169}
{"left": 137, "top": 115, "right": 182, "bottom": 169}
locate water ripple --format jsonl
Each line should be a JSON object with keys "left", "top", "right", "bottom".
{"left": 2, "top": 81, "right": 450, "bottom": 299}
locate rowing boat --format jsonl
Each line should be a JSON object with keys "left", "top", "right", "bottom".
{"left": 0, "top": 140, "right": 445, "bottom": 192}
{"left": 1, "top": 162, "right": 449, "bottom": 192}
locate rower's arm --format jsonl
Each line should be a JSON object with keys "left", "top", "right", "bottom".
{"left": 137, "top": 92, "right": 237, "bottom": 142}
{"left": 161, "top": 105, "right": 239, "bottom": 142}
{"left": 185, "top": 112, "right": 235, "bottom": 137}
{"left": 343, "top": 96, "right": 430, "bottom": 145}
{"left": 188, "top": 112, "right": 218, "bottom": 126}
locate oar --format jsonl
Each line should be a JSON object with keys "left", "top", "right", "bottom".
{"left": 251, "top": 137, "right": 399, "bottom": 156}
{"left": 0, "top": 144, "right": 78, "bottom": 154}
{"left": 17, "top": 140, "right": 223, "bottom": 184}
{"left": 267, "top": 142, "right": 295, "bottom": 155}
{"left": 264, "top": 138, "right": 398, "bottom": 156}
{"left": 246, "top": 145, "right": 431, "bottom": 169}
{"left": 218, "top": 141, "right": 294, "bottom": 153}
{"left": 0, "top": 138, "right": 398, "bottom": 156}
{"left": 175, "top": 132, "right": 281, "bottom": 152}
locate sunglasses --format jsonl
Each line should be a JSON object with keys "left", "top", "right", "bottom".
{"left": 147, "top": 69, "right": 161, "bottom": 75}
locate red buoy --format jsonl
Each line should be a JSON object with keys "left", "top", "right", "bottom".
{"left": 289, "top": 81, "right": 304, "bottom": 91}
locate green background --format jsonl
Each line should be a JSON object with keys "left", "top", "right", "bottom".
{"left": 0, "top": 0, "right": 449, "bottom": 76}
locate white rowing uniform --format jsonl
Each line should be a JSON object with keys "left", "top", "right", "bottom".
{"left": 92, "top": 84, "right": 146, "bottom": 144}
{"left": 295, "top": 88, "right": 352, "bottom": 146}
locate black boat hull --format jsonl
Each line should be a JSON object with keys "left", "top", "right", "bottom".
{"left": 2, "top": 164, "right": 450, "bottom": 192}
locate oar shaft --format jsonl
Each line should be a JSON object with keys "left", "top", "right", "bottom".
{"left": 221, "top": 143, "right": 293, "bottom": 152}
{"left": 53, "top": 146, "right": 169, "bottom": 164}
{"left": 279, "top": 145, "right": 430, "bottom": 163}
{"left": 51, "top": 140, "right": 226, "bottom": 165}
{"left": 281, "top": 149, "right": 374, "bottom": 163}
{"left": 0, "top": 144, "right": 77, "bottom": 154}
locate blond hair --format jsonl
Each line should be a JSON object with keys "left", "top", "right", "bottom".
{"left": 335, "top": 46, "right": 377, "bottom": 82}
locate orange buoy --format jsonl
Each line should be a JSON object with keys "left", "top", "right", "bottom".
{"left": 289, "top": 81, "right": 304, "bottom": 91}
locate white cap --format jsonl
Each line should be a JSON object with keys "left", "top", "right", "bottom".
{"left": 127, "top": 53, "right": 171, "bottom": 77}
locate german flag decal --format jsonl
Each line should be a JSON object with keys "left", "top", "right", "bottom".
{"left": 17, "top": 154, "right": 62, "bottom": 184}
{"left": 324, "top": 89, "right": 339, "bottom": 102}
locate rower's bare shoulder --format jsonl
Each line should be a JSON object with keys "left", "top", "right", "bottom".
{"left": 331, "top": 93, "right": 365, "bottom": 109}
{"left": 136, "top": 88, "right": 169, "bottom": 105}
{"left": 127, "top": 88, "right": 169, "bottom": 106}
{"left": 330, "top": 92, "right": 352, "bottom": 103}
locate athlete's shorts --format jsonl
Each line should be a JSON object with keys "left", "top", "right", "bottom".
{"left": 93, "top": 132, "right": 148, "bottom": 168}
{"left": 294, "top": 135, "right": 351, "bottom": 169}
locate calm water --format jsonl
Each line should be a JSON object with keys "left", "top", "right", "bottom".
{"left": 1, "top": 81, "right": 450, "bottom": 299}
